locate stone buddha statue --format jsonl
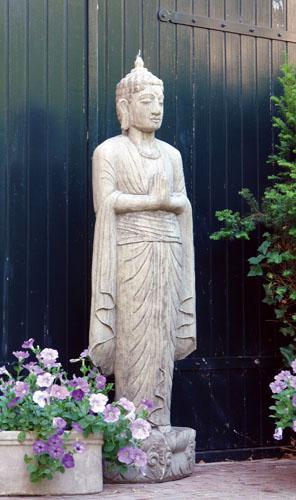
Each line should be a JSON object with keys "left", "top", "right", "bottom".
{"left": 89, "top": 53, "right": 196, "bottom": 482}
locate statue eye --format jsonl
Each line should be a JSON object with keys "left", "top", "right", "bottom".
{"left": 140, "top": 99, "right": 153, "bottom": 104}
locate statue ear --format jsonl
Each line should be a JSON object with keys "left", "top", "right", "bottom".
{"left": 118, "top": 98, "right": 130, "bottom": 131}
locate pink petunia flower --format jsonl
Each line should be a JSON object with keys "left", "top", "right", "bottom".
{"left": 103, "top": 404, "right": 120, "bottom": 423}
{"left": 33, "top": 390, "right": 49, "bottom": 408}
{"left": 130, "top": 418, "right": 151, "bottom": 440}
{"left": 50, "top": 384, "right": 69, "bottom": 400}
{"left": 89, "top": 393, "right": 108, "bottom": 413}
{"left": 22, "top": 338, "right": 35, "bottom": 349}
{"left": 36, "top": 372, "right": 55, "bottom": 388}
{"left": 12, "top": 351, "right": 29, "bottom": 362}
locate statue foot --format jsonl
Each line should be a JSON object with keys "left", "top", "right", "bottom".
{"left": 104, "top": 426, "right": 196, "bottom": 483}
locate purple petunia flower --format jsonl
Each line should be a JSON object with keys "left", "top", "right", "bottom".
{"left": 133, "top": 448, "right": 147, "bottom": 468}
{"left": 117, "top": 446, "right": 135, "bottom": 465}
{"left": 48, "top": 444, "right": 64, "bottom": 459}
{"left": 80, "top": 349, "right": 89, "bottom": 358}
{"left": 291, "top": 359, "right": 296, "bottom": 374}
{"left": 14, "top": 381, "right": 29, "bottom": 399}
{"left": 73, "top": 441, "right": 85, "bottom": 453}
{"left": 96, "top": 374, "right": 106, "bottom": 390}
{"left": 69, "top": 376, "right": 89, "bottom": 394}
{"left": 62, "top": 453, "right": 75, "bottom": 468}
{"left": 72, "top": 389, "right": 84, "bottom": 401}
{"left": 140, "top": 399, "right": 154, "bottom": 411}
{"left": 53, "top": 417, "right": 67, "bottom": 430}
{"left": 22, "top": 338, "right": 35, "bottom": 349}
{"left": 103, "top": 404, "right": 120, "bottom": 423}
{"left": 269, "top": 380, "right": 287, "bottom": 394}
{"left": 7, "top": 397, "right": 20, "bottom": 409}
{"left": 72, "top": 422, "right": 83, "bottom": 433}
{"left": 24, "top": 362, "right": 44, "bottom": 375}
{"left": 33, "top": 440, "right": 48, "bottom": 455}
{"left": 12, "top": 351, "right": 29, "bottom": 362}
{"left": 48, "top": 434, "right": 62, "bottom": 447}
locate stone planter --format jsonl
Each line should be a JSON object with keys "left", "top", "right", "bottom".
{"left": 0, "top": 431, "right": 103, "bottom": 496}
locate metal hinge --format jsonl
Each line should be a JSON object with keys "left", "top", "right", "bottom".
{"left": 158, "top": 9, "right": 296, "bottom": 44}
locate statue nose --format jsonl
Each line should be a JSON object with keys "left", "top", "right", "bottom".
{"left": 152, "top": 107, "right": 161, "bottom": 116}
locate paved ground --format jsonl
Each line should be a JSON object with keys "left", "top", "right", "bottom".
{"left": 5, "top": 458, "right": 296, "bottom": 500}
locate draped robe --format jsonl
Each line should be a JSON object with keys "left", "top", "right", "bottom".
{"left": 89, "top": 135, "right": 196, "bottom": 426}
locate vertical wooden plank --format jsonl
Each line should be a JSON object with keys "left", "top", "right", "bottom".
{"left": 193, "top": 0, "right": 211, "bottom": 451}
{"left": 175, "top": 0, "right": 193, "bottom": 200}
{"left": 208, "top": 0, "right": 230, "bottom": 452}
{"left": 225, "top": 1, "right": 244, "bottom": 359}
{"left": 208, "top": 0, "right": 228, "bottom": 360}
{"left": 88, "top": 0, "right": 101, "bottom": 320}
{"left": 194, "top": 0, "right": 210, "bottom": 357}
{"left": 159, "top": 0, "right": 176, "bottom": 146}
{"left": 106, "top": 0, "right": 124, "bottom": 137}
{"left": 67, "top": 0, "right": 88, "bottom": 358}
{"left": 287, "top": 0, "right": 296, "bottom": 62}
{"left": 47, "top": 0, "right": 68, "bottom": 358}
{"left": 271, "top": 0, "right": 286, "bottom": 97}
{"left": 142, "top": 0, "right": 159, "bottom": 76}
{"left": 0, "top": 0, "right": 9, "bottom": 360}
{"left": 27, "top": 0, "right": 47, "bottom": 347}
{"left": 7, "top": 0, "right": 28, "bottom": 354}
{"left": 240, "top": 0, "right": 261, "bottom": 450}
{"left": 224, "top": 0, "right": 246, "bottom": 452}
{"left": 124, "top": 0, "right": 142, "bottom": 75}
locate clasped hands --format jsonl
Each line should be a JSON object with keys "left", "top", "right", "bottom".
{"left": 148, "top": 173, "right": 186, "bottom": 213}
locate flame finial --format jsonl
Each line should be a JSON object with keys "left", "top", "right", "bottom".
{"left": 134, "top": 50, "right": 145, "bottom": 71}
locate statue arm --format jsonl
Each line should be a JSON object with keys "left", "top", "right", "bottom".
{"left": 165, "top": 149, "right": 190, "bottom": 214}
{"left": 114, "top": 193, "right": 161, "bottom": 214}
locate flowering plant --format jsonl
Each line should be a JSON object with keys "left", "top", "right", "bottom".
{"left": 0, "top": 339, "right": 152, "bottom": 483}
{"left": 269, "top": 359, "right": 296, "bottom": 441}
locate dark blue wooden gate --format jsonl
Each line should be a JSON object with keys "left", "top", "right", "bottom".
{"left": 1, "top": 0, "right": 296, "bottom": 460}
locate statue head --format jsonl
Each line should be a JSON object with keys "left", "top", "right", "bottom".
{"left": 116, "top": 52, "right": 164, "bottom": 133}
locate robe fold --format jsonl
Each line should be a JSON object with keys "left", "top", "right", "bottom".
{"left": 89, "top": 135, "right": 196, "bottom": 425}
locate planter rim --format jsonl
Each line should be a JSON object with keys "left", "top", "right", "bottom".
{"left": 0, "top": 430, "right": 103, "bottom": 445}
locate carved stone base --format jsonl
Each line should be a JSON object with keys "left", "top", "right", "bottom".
{"left": 104, "top": 426, "right": 196, "bottom": 483}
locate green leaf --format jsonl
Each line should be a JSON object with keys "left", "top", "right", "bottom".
{"left": 104, "top": 442, "right": 115, "bottom": 453}
{"left": 248, "top": 265, "right": 263, "bottom": 277}
{"left": 257, "top": 240, "right": 271, "bottom": 255}
{"left": 248, "top": 254, "right": 265, "bottom": 265}
{"left": 17, "top": 431, "right": 26, "bottom": 443}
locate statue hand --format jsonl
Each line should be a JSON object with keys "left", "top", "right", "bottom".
{"left": 149, "top": 173, "right": 169, "bottom": 207}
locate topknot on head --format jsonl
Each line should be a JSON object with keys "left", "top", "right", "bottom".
{"left": 116, "top": 51, "right": 163, "bottom": 102}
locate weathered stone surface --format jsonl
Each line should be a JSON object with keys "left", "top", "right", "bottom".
{"left": 104, "top": 427, "right": 196, "bottom": 483}
{"left": 0, "top": 431, "right": 103, "bottom": 496}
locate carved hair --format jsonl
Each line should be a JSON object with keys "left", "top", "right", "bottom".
{"left": 116, "top": 54, "right": 163, "bottom": 132}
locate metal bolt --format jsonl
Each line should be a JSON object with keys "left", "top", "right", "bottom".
{"left": 192, "top": 18, "right": 196, "bottom": 23}
{"left": 278, "top": 33, "right": 282, "bottom": 37}
{"left": 249, "top": 28, "right": 255, "bottom": 32}
{"left": 221, "top": 23, "right": 226, "bottom": 28}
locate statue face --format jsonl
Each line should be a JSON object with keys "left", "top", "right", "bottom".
{"left": 127, "top": 85, "right": 164, "bottom": 133}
